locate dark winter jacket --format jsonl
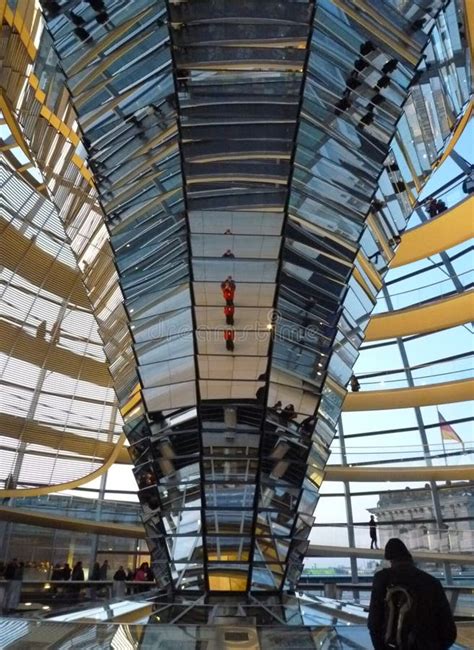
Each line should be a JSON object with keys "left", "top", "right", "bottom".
{"left": 368, "top": 560, "right": 456, "bottom": 650}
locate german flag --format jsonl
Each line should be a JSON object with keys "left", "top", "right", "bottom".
{"left": 437, "top": 410, "right": 464, "bottom": 447}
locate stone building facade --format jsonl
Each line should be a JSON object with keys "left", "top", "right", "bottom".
{"left": 370, "top": 482, "right": 474, "bottom": 554}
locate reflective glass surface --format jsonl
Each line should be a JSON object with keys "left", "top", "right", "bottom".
{"left": 0, "top": 617, "right": 470, "bottom": 649}
{"left": 4, "top": 0, "right": 469, "bottom": 593}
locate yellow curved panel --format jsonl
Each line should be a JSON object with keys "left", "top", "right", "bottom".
{"left": 434, "top": 100, "right": 473, "bottom": 169}
{"left": 365, "top": 290, "right": 474, "bottom": 341}
{"left": 391, "top": 196, "right": 474, "bottom": 269}
{"left": 0, "top": 217, "right": 90, "bottom": 308}
{"left": 0, "top": 413, "right": 129, "bottom": 464}
{"left": 0, "top": 434, "right": 126, "bottom": 498}
{"left": 0, "top": 91, "right": 32, "bottom": 159}
{"left": 464, "top": 0, "right": 474, "bottom": 70}
{"left": 325, "top": 463, "right": 474, "bottom": 482}
{"left": 343, "top": 378, "right": 474, "bottom": 411}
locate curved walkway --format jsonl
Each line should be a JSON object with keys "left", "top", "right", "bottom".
{"left": 1, "top": 505, "right": 472, "bottom": 567}
{"left": 0, "top": 217, "right": 90, "bottom": 308}
{"left": 325, "top": 463, "right": 474, "bottom": 482}
{"left": 0, "top": 434, "right": 126, "bottom": 498}
{"left": 0, "top": 320, "right": 111, "bottom": 387}
{"left": 5, "top": 376, "right": 471, "bottom": 476}
{"left": 390, "top": 195, "right": 473, "bottom": 269}
{"left": 0, "top": 504, "right": 142, "bottom": 538}
{"left": 0, "top": 413, "right": 126, "bottom": 464}
{"left": 343, "top": 377, "right": 473, "bottom": 411}
{"left": 365, "top": 290, "right": 474, "bottom": 341}
{"left": 306, "top": 544, "right": 474, "bottom": 565}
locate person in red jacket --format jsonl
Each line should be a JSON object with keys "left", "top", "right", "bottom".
{"left": 221, "top": 276, "right": 236, "bottom": 304}
{"left": 224, "top": 329, "right": 235, "bottom": 352}
{"left": 223, "top": 286, "right": 234, "bottom": 304}
{"left": 224, "top": 303, "right": 235, "bottom": 325}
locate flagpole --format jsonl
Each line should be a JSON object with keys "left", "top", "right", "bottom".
{"left": 440, "top": 429, "right": 448, "bottom": 466}
{"left": 437, "top": 408, "right": 448, "bottom": 466}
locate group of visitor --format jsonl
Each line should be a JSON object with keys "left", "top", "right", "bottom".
{"left": 425, "top": 196, "right": 447, "bottom": 219}
{"left": 221, "top": 276, "right": 236, "bottom": 351}
{"left": 0, "top": 558, "right": 155, "bottom": 612}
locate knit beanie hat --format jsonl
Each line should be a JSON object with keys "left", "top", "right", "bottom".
{"left": 384, "top": 538, "right": 413, "bottom": 561}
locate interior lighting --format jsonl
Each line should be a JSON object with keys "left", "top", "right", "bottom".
{"left": 266, "top": 323, "right": 273, "bottom": 330}
{"left": 24, "top": 602, "right": 32, "bottom": 606}
{"left": 43, "top": 583, "right": 51, "bottom": 590}
{"left": 42, "top": 606, "right": 50, "bottom": 610}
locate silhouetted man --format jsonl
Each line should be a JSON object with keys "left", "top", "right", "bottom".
{"left": 350, "top": 375, "right": 360, "bottom": 392}
{"left": 369, "top": 515, "right": 378, "bottom": 549}
{"left": 368, "top": 538, "right": 456, "bottom": 650}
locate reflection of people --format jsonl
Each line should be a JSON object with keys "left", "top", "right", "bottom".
{"left": 89, "top": 562, "right": 101, "bottom": 581}
{"left": 221, "top": 276, "right": 236, "bottom": 291}
{"left": 350, "top": 375, "right": 360, "bottom": 392}
{"left": 282, "top": 404, "right": 297, "bottom": 422}
{"left": 222, "top": 249, "right": 235, "bottom": 258}
{"left": 425, "top": 197, "right": 447, "bottom": 219}
{"left": 370, "top": 198, "right": 385, "bottom": 212}
{"left": 50, "top": 318, "right": 62, "bottom": 344}
{"left": 100, "top": 560, "right": 109, "bottom": 580}
{"left": 63, "top": 563, "right": 72, "bottom": 581}
{"left": 388, "top": 235, "right": 401, "bottom": 247}
{"left": 368, "top": 538, "right": 457, "bottom": 650}
{"left": 462, "top": 170, "right": 474, "bottom": 195}
{"left": 51, "top": 563, "right": 63, "bottom": 581}
{"left": 224, "top": 329, "right": 235, "bottom": 352}
{"left": 273, "top": 401, "right": 282, "bottom": 413}
{"left": 425, "top": 197, "right": 438, "bottom": 218}
{"left": 36, "top": 320, "right": 47, "bottom": 339}
{"left": 113, "top": 566, "right": 127, "bottom": 598}
{"left": 369, "top": 515, "right": 378, "bottom": 549}
{"left": 221, "top": 276, "right": 236, "bottom": 304}
{"left": 72, "top": 561, "right": 84, "bottom": 582}
{"left": 224, "top": 228, "right": 232, "bottom": 235}
{"left": 224, "top": 304, "right": 234, "bottom": 325}
{"left": 4, "top": 558, "right": 22, "bottom": 612}
{"left": 256, "top": 385, "right": 265, "bottom": 403}
{"left": 71, "top": 561, "right": 84, "bottom": 598}
{"left": 299, "top": 416, "right": 316, "bottom": 436}
{"left": 134, "top": 562, "right": 153, "bottom": 583}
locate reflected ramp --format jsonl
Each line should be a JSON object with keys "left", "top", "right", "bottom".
{"left": 391, "top": 196, "right": 474, "bottom": 269}
{"left": 343, "top": 378, "right": 474, "bottom": 411}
